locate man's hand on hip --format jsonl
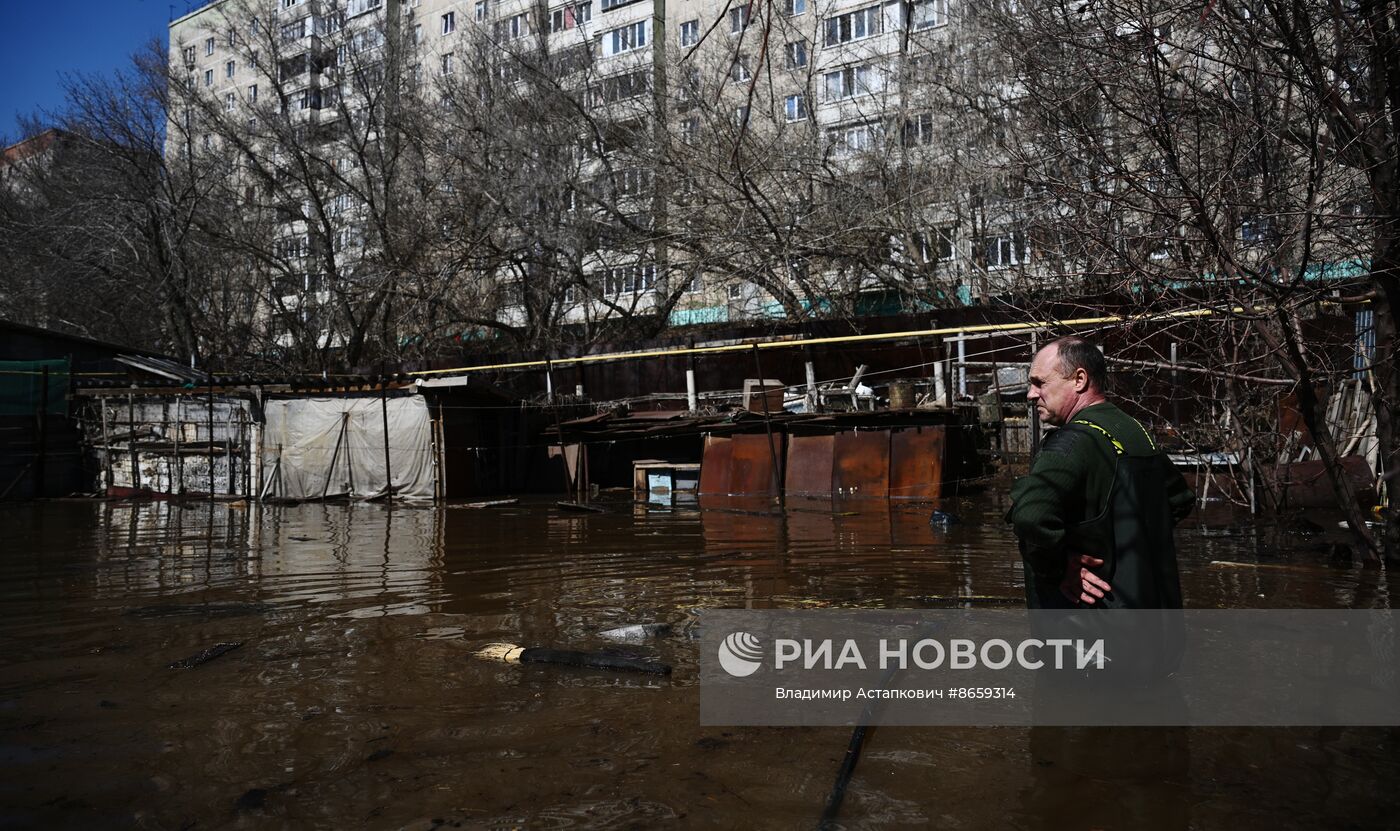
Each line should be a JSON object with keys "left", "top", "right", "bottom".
{"left": 1060, "top": 553, "right": 1111, "bottom": 605}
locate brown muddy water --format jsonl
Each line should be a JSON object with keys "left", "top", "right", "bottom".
{"left": 2, "top": 494, "right": 1398, "bottom": 830}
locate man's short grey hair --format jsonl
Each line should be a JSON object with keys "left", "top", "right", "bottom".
{"left": 1050, "top": 336, "right": 1109, "bottom": 392}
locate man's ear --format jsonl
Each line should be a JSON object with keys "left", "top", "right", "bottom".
{"left": 1072, "top": 368, "right": 1089, "bottom": 392}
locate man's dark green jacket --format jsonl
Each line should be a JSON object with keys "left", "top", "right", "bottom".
{"left": 1008, "top": 402, "right": 1194, "bottom": 608}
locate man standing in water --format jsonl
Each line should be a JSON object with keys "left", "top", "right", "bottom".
{"left": 1007, "top": 336, "right": 1194, "bottom": 609}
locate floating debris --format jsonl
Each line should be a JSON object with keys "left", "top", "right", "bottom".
{"left": 474, "top": 642, "right": 670, "bottom": 675}
{"left": 599, "top": 622, "right": 673, "bottom": 642}
{"left": 167, "top": 641, "right": 243, "bottom": 669}
{"left": 556, "top": 501, "right": 605, "bottom": 514}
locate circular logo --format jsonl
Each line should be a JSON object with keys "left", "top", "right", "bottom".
{"left": 718, "top": 631, "right": 764, "bottom": 677}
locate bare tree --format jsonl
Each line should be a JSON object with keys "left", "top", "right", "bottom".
{"left": 0, "top": 44, "right": 231, "bottom": 361}
{"left": 983, "top": 0, "right": 1397, "bottom": 558}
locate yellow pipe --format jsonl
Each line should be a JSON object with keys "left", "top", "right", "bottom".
{"left": 409, "top": 306, "right": 1226, "bottom": 377}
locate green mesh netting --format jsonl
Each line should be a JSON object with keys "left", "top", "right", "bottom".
{"left": 0, "top": 359, "right": 69, "bottom": 417}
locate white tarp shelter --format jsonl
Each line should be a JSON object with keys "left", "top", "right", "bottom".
{"left": 261, "top": 395, "right": 435, "bottom": 501}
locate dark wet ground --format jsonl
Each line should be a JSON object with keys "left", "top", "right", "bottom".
{"left": 1, "top": 493, "right": 1397, "bottom": 829}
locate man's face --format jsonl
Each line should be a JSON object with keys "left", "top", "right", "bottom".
{"left": 1027, "top": 345, "right": 1084, "bottom": 427}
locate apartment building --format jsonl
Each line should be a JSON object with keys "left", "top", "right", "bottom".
{"left": 164, "top": 0, "right": 1043, "bottom": 356}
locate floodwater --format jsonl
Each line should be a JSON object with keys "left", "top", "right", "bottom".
{"left": 1, "top": 493, "right": 1397, "bottom": 829}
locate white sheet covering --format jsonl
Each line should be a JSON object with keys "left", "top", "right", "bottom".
{"left": 261, "top": 395, "right": 435, "bottom": 501}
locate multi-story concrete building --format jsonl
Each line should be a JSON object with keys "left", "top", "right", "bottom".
{"left": 164, "top": 0, "right": 1026, "bottom": 359}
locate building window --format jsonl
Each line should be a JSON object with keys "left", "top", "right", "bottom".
{"left": 1240, "top": 217, "right": 1275, "bottom": 245}
{"left": 983, "top": 230, "right": 1028, "bottom": 267}
{"left": 249, "top": 84, "right": 258, "bottom": 102}
{"left": 226, "top": 60, "right": 236, "bottom": 78}
{"left": 915, "top": 227, "right": 954, "bottom": 262}
{"left": 822, "top": 64, "right": 878, "bottom": 100}
{"left": 729, "top": 4, "right": 751, "bottom": 33}
{"left": 204, "top": 68, "right": 214, "bottom": 86}
{"left": 493, "top": 12, "right": 530, "bottom": 40}
{"left": 204, "top": 37, "right": 215, "bottom": 55}
{"left": 316, "top": 12, "right": 345, "bottom": 35}
{"left": 824, "top": 5, "right": 881, "bottom": 46}
{"left": 413, "top": 23, "right": 422, "bottom": 43}
{"left": 550, "top": 2, "right": 592, "bottom": 32}
{"left": 600, "top": 0, "right": 643, "bottom": 9}
{"left": 604, "top": 264, "right": 656, "bottom": 295}
{"left": 784, "top": 94, "right": 807, "bottom": 121}
{"left": 182, "top": 46, "right": 197, "bottom": 66}
{"left": 442, "top": 11, "right": 456, "bottom": 33}
{"left": 602, "top": 20, "right": 647, "bottom": 56}
{"left": 346, "top": 0, "right": 383, "bottom": 16}
{"left": 281, "top": 18, "right": 307, "bottom": 42}
{"left": 827, "top": 121, "right": 880, "bottom": 156}
{"left": 282, "top": 0, "right": 300, "bottom": 8}
{"left": 440, "top": 52, "right": 454, "bottom": 74}
{"left": 680, "top": 116, "right": 699, "bottom": 142}
{"left": 729, "top": 55, "right": 751, "bottom": 82}
{"left": 734, "top": 104, "right": 750, "bottom": 126}
{"left": 475, "top": 1, "right": 488, "bottom": 22}
{"left": 785, "top": 40, "right": 807, "bottom": 68}
{"left": 225, "top": 92, "right": 236, "bottom": 111}
{"left": 786, "top": 0, "right": 806, "bottom": 15}
{"left": 613, "top": 167, "right": 652, "bottom": 196}
{"left": 591, "top": 69, "right": 648, "bottom": 106}
{"left": 679, "top": 19, "right": 699, "bottom": 46}
{"left": 902, "top": 112, "right": 934, "bottom": 145}
{"left": 910, "top": 0, "right": 949, "bottom": 30}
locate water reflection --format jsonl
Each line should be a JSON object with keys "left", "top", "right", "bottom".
{"left": 0, "top": 498, "right": 1395, "bottom": 829}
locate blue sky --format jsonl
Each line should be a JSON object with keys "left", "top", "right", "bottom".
{"left": 0, "top": 0, "right": 187, "bottom": 144}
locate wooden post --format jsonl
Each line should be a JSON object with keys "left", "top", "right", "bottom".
{"left": 1029, "top": 333, "right": 1041, "bottom": 458}
{"left": 752, "top": 343, "right": 784, "bottom": 506}
{"left": 344, "top": 411, "right": 355, "bottom": 495}
{"left": 380, "top": 380, "right": 393, "bottom": 503}
{"left": 805, "top": 360, "right": 818, "bottom": 413}
{"left": 100, "top": 397, "right": 112, "bottom": 492}
{"left": 989, "top": 338, "right": 1003, "bottom": 455}
{"left": 956, "top": 332, "right": 967, "bottom": 398}
{"left": 34, "top": 366, "right": 48, "bottom": 498}
{"left": 323, "top": 413, "right": 349, "bottom": 500}
{"left": 546, "top": 360, "right": 577, "bottom": 499}
{"left": 174, "top": 395, "right": 184, "bottom": 495}
{"left": 1170, "top": 341, "right": 1181, "bottom": 428}
{"left": 128, "top": 393, "right": 139, "bottom": 491}
{"left": 206, "top": 387, "right": 215, "bottom": 500}
{"left": 436, "top": 399, "right": 447, "bottom": 500}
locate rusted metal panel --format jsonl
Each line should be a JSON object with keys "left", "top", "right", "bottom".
{"left": 889, "top": 426, "right": 946, "bottom": 500}
{"left": 730, "top": 433, "right": 785, "bottom": 496}
{"left": 786, "top": 434, "right": 835, "bottom": 497}
{"left": 833, "top": 430, "right": 889, "bottom": 499}
{"left": 698, "top": 435, "right": 733, "bottom": 495}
